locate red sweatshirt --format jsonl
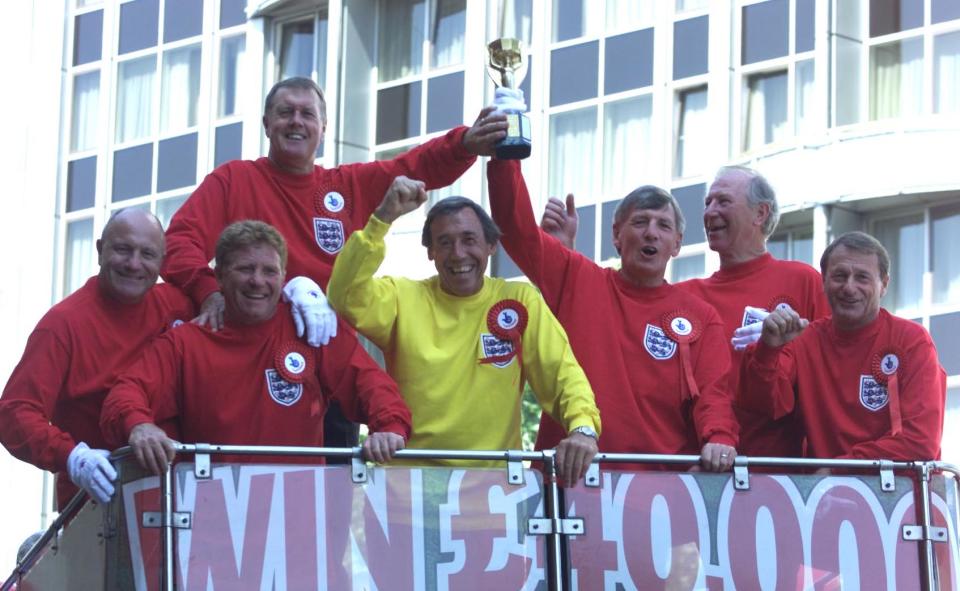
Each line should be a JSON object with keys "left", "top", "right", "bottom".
{"left": 162, "top": 127, "right": 476, "bottom": 306}
{"left": 101, "top": 302, "right": 411, "bottom": 459}
{"left": 681, "top": 253, "right": 829, "bottom": 457}
{"left": 0, "top": 277, "right": 193, "bottom": 508}
{"left": 487, "top": 160, "right": 737, "bottom": 462}
{"left": 740, "top": 309, "right": 945, "bottom": 460}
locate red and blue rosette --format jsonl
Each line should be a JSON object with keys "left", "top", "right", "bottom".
{"left": 274, "top": 340, "right": 312, "bottom": 384}
{"left": 766, "top": 295, "right": 800, "bottom": 315}
{"left": 871, "top": 348, "right": 904, "bottom": 436}
{"left": 662, "top": 310, "right": 703, "bottom": 401}
{"left": 479, "top": 299, "right": 528, "bottom": 366}
{"left": 313, "top": 183, "right": 352, "bottom": 219}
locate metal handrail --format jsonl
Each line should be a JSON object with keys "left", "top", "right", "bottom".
{"left": 3, "top": 446, "right": 955, "bottom": 591}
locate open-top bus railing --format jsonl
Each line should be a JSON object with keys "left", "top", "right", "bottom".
{"left": 5, "top": 446, "right": 959, "bottom": 590}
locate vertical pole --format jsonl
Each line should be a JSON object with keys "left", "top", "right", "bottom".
{"left": 162, "top": 466, "right": 174, "bottom": 591}
{"left": 542, "top": 450, "right": 564, "bottom": 591}
{"left": 918, "top": 462, "right": 936, "bottom": 591}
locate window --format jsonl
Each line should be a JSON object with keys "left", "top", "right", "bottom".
{"left": 375, "top": 0, "right": 466, "bottom": 147}
{"left": 675, "top": 86, "right": 708, "bottom": 178}
{"left": 549, "top": 107, "right": 598, "bottom": 202}
{"left": 58, "top": 0, "right": 242, "bottom": 296}
{"left": 931, "top": 205, "right": 960, "bottom": 306}
{"left": 768, "top": 229, "right": 813, "bottom": 265}
{"left": 870, "top": 38, "right": 924, "bottom": 120}
{"left": 934, "top": 31, "right": 960, "bottom": 114}
{"left": 738, "top": 0, "right": 817, "bottom": 151}
{"left": 743, "top": 70, "right": 788, "bottom": 150}
{"left": 671, "top": 254, "right": 706, "bottom": 282}
{"left": 874, "top": 213, "right": 924, "bottom": 314}
{"left": 603, "top": 96, "right": 653, "bottom": 198}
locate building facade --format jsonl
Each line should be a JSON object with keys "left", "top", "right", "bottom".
{"left": 2, "top": 0, "right": 959, "bottom": 565}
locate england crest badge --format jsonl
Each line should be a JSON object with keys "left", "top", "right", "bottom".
{"left": 644, "top": 323, "right": 677, "bottom": 360}
{"left": 314, "top": 217, "right": 345, "bottom": 254}
{"left": 265, "top": 369, "right": 303, "bottom": 407}
{"left": 480, "top": 333, "right": 515, "bottom": 368}
{"left": 859, "top": 374, "right": 889, "bottom": 411}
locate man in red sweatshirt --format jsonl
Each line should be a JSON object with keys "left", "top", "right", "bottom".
{"left": 0, "top": 209, "right": 193, "bottom": 508}
{"left": 163, "top": 76, "right": 506, "bottom": 451}
{"left": 740, "top": 231, "right": 945, "bottom": 460}
{"left": 101, "top": 221, "right": 412, "bottom": 474}
{"left": 488, "top": 159, "right": 739, "bottom": 472}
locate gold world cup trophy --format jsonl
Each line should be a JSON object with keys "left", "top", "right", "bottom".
{"left": 487, "top": 38, "right": 531, "bottom": 159}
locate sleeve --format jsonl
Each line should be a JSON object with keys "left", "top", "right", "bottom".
{"left": 486, "top": 159, "right": 583, "bottom": 309}
{"left": 161, "top": 169, "right": 231, "bottom": 306}
{"left": 326, "top": 215, "right": 402, "bottom": 349}
{"left": 519, "top": 289, "right": 601, "bottom": 436}
{"left": 351, "top": 127, "right": 476, "bottom": 219}
{"left": 100, "top": 334, "right": 183, "bottom": 449}
{"left": 0, "top": 329, "right": 76, "bottom": 471}
{"left": 738, "top": 340, "right": 800, "bottom": 420}
{"left": 317, "top": 319, "right": 412, "bottom": 439}
{"left": 840, "top": 334, "right": 946, "bottom": 461}
{"left": 803, "top": 268, "right": 831, "bottom": 321}
{"left": 691, "top": 314, "right": 739, "bottom": 447}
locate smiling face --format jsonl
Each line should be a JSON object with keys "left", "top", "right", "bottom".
{"left": 613, "top": 204, "right": 682, "bottom": 288}
{"left": 823, "top": 245, "right": 888, "bottom": 332}
{"left": 703, "top": 169, "right": 769, "bottom": 263}
{"left": 96, "top": 210, "right": 164, "bottom": 304}
{"left": 216, "top": 243, "right": 285, "bottom": 326}
{"left": 262, "top": 86, "right": 325, "bottom": 175}
{"left": 427, "top": 207, "right": 497, "bottom": 297}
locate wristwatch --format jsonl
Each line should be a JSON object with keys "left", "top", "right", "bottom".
{"left": 571, "top": 425, "right": 598, "bottom": 439}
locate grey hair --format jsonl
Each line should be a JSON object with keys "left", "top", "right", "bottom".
{"left": 820, "top": 231, "right": 891, "bottom": 281}
{"left": 613, "top": 185, "right": 685, "bottom": 235}
{"left": 716, "top": 165, "right": 780, "bottom": 237}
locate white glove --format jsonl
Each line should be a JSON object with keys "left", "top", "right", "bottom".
{"left": 66, "top": 442, "right": 117, "bottom": 504}
{"left": 731, "top": 306, "right": 771, "bottom": 351}
{"left": 283, "top": 276, "right": 338, "bottom": 347}
{"left": 492, "top": 87, "right": 527, "bottom": 113}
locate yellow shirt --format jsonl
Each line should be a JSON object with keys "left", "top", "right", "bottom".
{"left": 328, "top": 215, "right": 600, "bottom": 465}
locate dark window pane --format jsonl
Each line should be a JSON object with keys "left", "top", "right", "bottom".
{"left": 933, "top": 0, "right": 960, "bottom": 23}
{"left": 214, "top": 122, "right": 243, "bottom": 168}
{"left": 157, "top": 133, "right": 198, "bottom": 192}
{"left": 376, "top": 82, "right": 422, "bottom": 144}
{"left": 554, "top": 0, "right": 585, "bottom": 42}
{"left": 573, "top": 204, "right": 595, "bottom": 260}
{"left": 672, "top": 182, "right": 706, "bottom": 245}
{"left": 796, "top": 0, "right": 816, "bottom": 52}
{"left": 67, "top": 156, "right": 97, "bottom": 212}
{"left": 605, "top": 28, "right": 654, "bottom": 94}
{"left": 870, "top": 0, "right": 924, "bottom": 37}
{"left": 74, "top": 10, "right": 103, "bottom": 66}
{"left": 673, "top": 16, "right": 709, "bottom": 79}
{"left": 742, "top": 0, "right": 788, "bottom": 65}
{"left": 930, "top": 311, "right": 960, "bottom": 375}
{"left": 550, "top": 41, "right": 599, "bottom": 106}
{"left": 164, "top": 0, "right": 203, "bottom": 42}
{"left": 220, "top": 0, "right": 247, "bottom": 28}
{"left": 112, "top": 143, "right": 153, "bottom": 202}
{"left": 601, "top": 200, "right": 618, "bottom": 261}
{"left": 119, "top": 0, "right": 159, "bottom": 54}
{"left": 427, "top": 71, "right": 464, "bottom": 133}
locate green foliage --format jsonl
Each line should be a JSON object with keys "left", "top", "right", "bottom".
{"left": 520, "top": 383, "right": 542, "bottom": 450}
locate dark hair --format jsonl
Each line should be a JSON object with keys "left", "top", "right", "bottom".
{"left": 715, "top": 165, "right": 780, "bottom": 237}
{"left": 263, "top": 77, "right": 326, "bottom": 120}
{"left": 215, "top": 220, "right": 288, "bottom": 270}
{"left": 613, "top": 185, "right": 685, "bottom": 235}
{"left": 819, "top": 231, "right": 890, "bottom": 280}
{"left": 421, "top": 197, "right": 502, "bottom": 247}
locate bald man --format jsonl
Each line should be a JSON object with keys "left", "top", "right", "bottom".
{"left": 0, "top": 209, "right": 194, "bottom": 508}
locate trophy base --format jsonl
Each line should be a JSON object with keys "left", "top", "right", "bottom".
{"left": 495, "top": 111, "right": 531, "bottom": 160}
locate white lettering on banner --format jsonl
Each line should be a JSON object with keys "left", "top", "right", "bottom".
{"left": 566, "top": 473, "right": 959, "bottom": 590}
{"left": 120, "top": 467, "right": 958, "bottom": 590}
